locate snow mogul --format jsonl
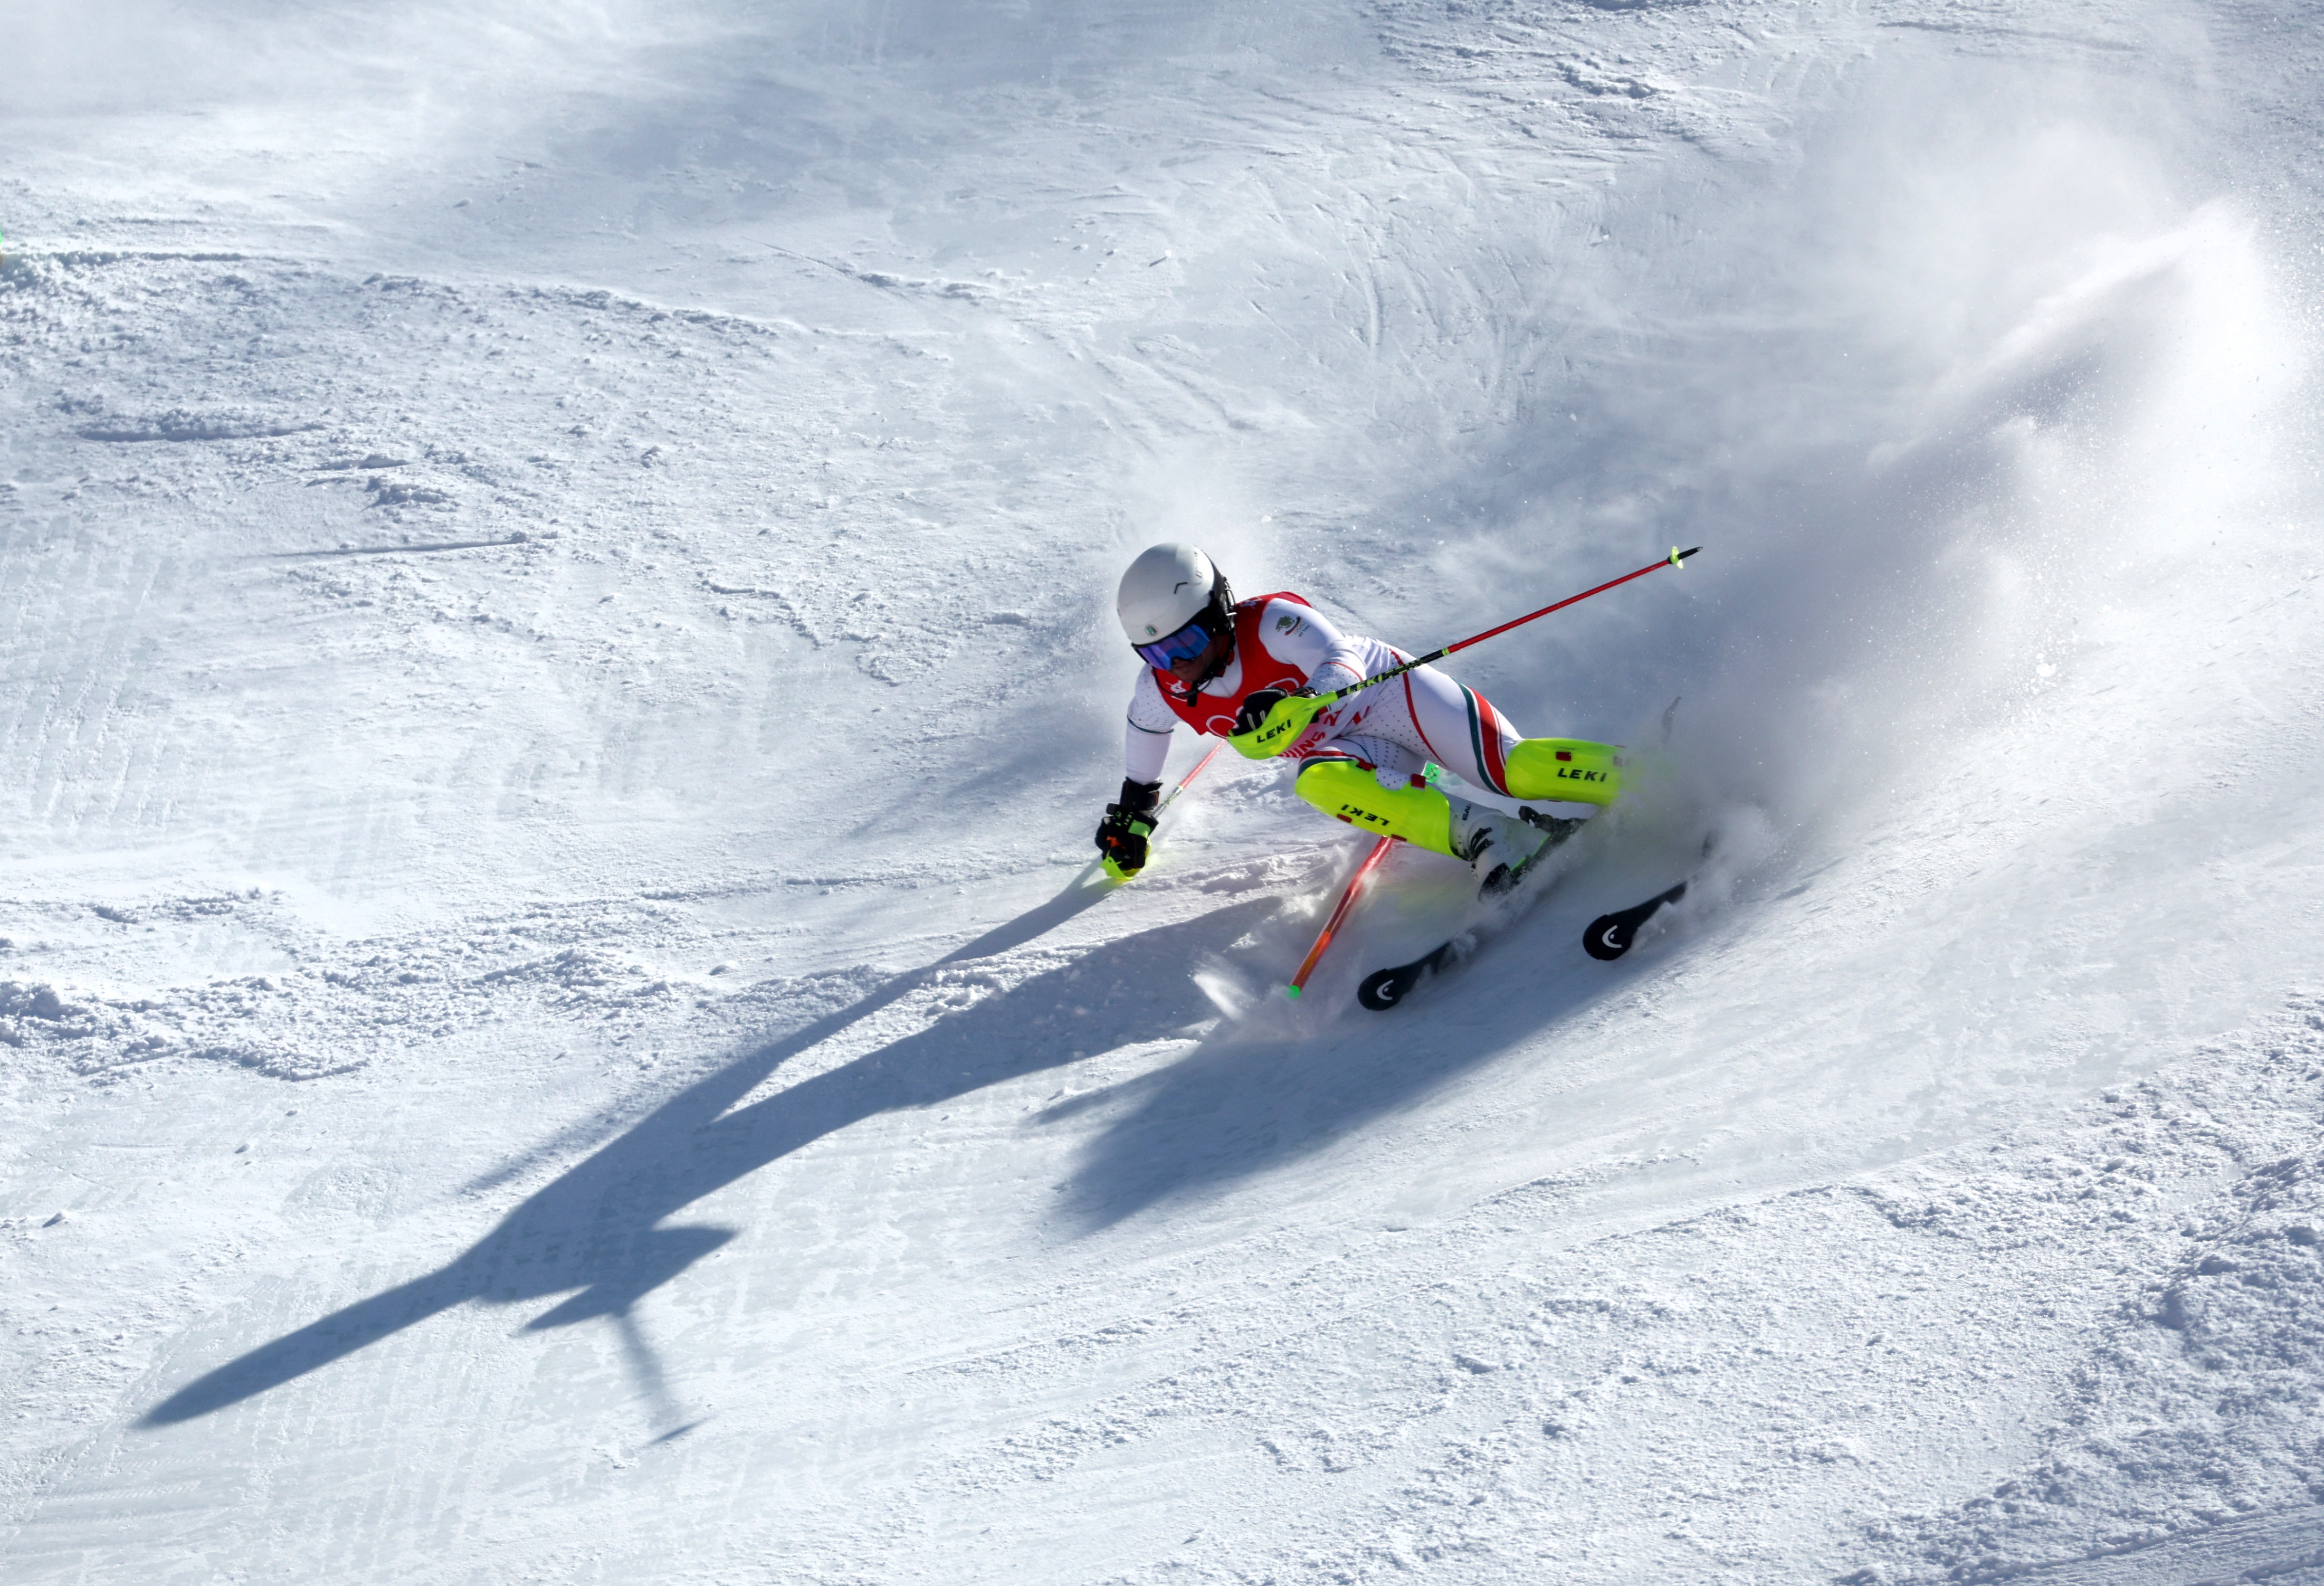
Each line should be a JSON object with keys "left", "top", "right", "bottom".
{"left": 1097, "top": 543, "right": 1621, "bottom": 894}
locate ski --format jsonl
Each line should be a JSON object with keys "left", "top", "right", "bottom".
{"left": 1356, "top": 941, "right": 1455, "bottom": 1011}
{"left": 1354, "top": 821, "right": 1574, "bottom": 1011}
{"left": 1581, "top": 831, "right": 1718, "bottom": 960}
{"left": 1581, "top": 880, "right": 1688, "bottom": 961}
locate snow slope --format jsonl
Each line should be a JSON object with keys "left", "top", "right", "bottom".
{"left": 4, "top": 1, "right": 2323, "bottom": 1580}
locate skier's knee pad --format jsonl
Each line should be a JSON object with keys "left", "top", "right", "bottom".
{"left": 1294, "top": 758, "right": 1459, "bottom": 859}
{"left": 1503, "top": 738, "right": 1622, "bottom": 806}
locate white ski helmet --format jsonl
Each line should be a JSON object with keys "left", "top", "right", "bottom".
{"left": 1117, "top": 542, "right": 1233, "bottom": 649}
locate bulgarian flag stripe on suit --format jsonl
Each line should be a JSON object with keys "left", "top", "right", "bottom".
{"left": 1461, "top": 684, "right": 1511, "bottom": 797}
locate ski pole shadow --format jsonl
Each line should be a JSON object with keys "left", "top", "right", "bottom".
{"left": 141, "top": 891, "right": 1274, "bottom": 1427}
{"left": 934, "top": 858, "right": 1118, "bottom": 964}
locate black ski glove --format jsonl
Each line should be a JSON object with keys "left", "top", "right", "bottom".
{"left": 1096, "top": 777, "right": 1163, "bottom": 876}
{"left": 1233, "top": 689, "right": 1290, "bottom": 737}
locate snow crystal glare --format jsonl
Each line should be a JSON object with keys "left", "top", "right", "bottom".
{"left": 4, "top": 1, "right": 2323, "bottom": 1583}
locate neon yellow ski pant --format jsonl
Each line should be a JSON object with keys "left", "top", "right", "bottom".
{"left": 1500, "top": 738, "right": 1622, "bottom": 804}
{"left": 1294, "top": 759, "right": 1462, "bottom": 856}
{"left": 1293, "top": 738, "right": 1620, "bottom": 859}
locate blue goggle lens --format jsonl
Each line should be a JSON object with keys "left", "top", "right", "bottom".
{"left": 1133, "top": 617, "right": 1214, "bottom": 670}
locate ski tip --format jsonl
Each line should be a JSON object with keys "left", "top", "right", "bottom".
{"left": 1583, "top": 879, "right": 1690, "bottom": 962}
{"left": 1357, "top": 967, "right": 1407, "bottom": 1011}
{"left": 1583, "top": 915, "right": 1634, "bottom": 961}
{"left": 1358, "top": 943, "right": 1454, "bottom": 1011}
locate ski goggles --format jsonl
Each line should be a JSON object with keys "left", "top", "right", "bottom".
{"left": 1132, "top": 614, "right": 1219, "bottom": 670}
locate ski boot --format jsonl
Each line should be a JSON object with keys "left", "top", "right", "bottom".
{"left": 1518, "top": 806, "right": 1588, "bottom": 848}
{"left": 1452, "top": 799, "right": 1551, "bottom": 898}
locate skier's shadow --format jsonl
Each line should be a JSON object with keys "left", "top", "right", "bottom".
{"left": 1057, "top": 883, "right": 1652, "bottom": 1229}
{"left": 142, "top": 893, "right": 1271, "bottom": 1427}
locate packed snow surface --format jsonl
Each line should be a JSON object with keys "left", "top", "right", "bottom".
{"left": 5, "top": 1, "right": 2324, "bottom": 1581}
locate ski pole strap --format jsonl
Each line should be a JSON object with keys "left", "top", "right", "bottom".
{"left": 1316, "top": 545, "right": 1702, "bottom": 706}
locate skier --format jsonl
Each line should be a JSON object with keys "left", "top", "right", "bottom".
{"left": 1096, "top": 543, "right": 1622, "bottom": 892}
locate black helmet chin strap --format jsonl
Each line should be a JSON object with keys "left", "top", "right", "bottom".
{"left": 1184, "top": 571, "right": 1238, "bottom": 708}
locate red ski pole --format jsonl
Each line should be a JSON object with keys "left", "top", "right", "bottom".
{"left": 1313, "top": 545, "right": 1701, "bottom": 707}
{"left": 1156, "top": 744, "right": 1222, "bottom": 819}
{"left": 1286, "top": 836, "right": 1396, "bottom": 999}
